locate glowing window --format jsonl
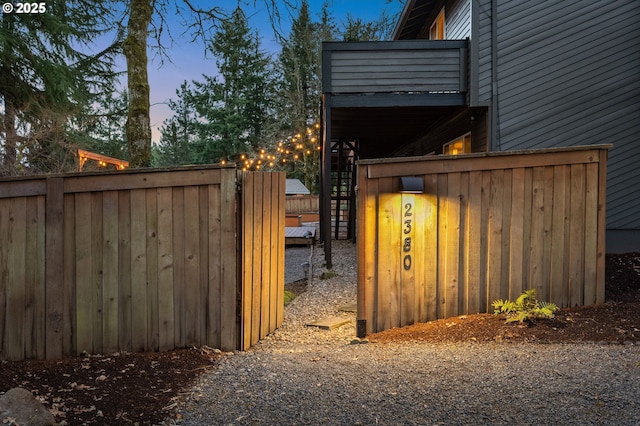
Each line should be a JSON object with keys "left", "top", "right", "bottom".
{"left": 430, "top": 7, "right": 445, "bottom": 40}
{"left": 443, "top": 133, "right": 471, "bottom": 155}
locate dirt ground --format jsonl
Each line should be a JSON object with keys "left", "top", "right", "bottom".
{"left": 1, "top": 253, "right": 639, "bottom": 425}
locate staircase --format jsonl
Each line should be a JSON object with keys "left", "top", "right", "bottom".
{"left": 330, "top": 139, "right": 358, "bottom": 240}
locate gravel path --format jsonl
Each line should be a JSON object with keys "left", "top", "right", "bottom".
{"left": 175, "top": 241, "right": 640, "bottom": 425}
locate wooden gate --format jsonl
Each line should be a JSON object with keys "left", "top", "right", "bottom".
{"left": 0, "top": 166, "right": 284, "bottom": 360}
{"left": 356, "top": 145, "right": 609, "bottom": 336}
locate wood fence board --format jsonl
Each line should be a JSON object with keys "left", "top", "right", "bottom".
{"left": 207, "top": 184, "right": 221, "bottom": 349}
{"left": 130, "top": 189, "right": 148, "bottom": 351}
{"left": 45, "top": 178, "right": 65, "bottom": 360}
{"left": 102, "top": 191, "right": 119, "bottom": 354}
{"left": 74, "top": 193, "right": 93, "bottom": 354}
{"left": 521, "top": 168, "right": 533, "bottom": 293}
{"left": 436, "top": 174, "right": 448, "bottom": 319}
{"left": 465, "top": 171, "right": 482, "bottom": 314}
{"left": 569, "top": 164, "right": 586, "bottom": 306}
{"left": 6, "top": 198, "right": 27, "bottom": 360}
{"left": 541, "top": 166, "right": 555, "bottom": 302}
{"left": 458, "top": 172, "right": 469, "bottom": 314}
{"left": 529, "top": 167, "right": 545, "bottom": 298}
{"left": 508, "top": 168, "right": 525, "bottom": 300}
{"left": 596, "top": 150, "right": 607, "bottom": 304}
{"left": 63, "top": 195, "right": 76, "bottom": 355}
{"left": 63, "top": 168, "right": 223, "bottom": 193}
{"left": 423, "top": 175, "right": 440, "bottom": 321}
{"left": 357, "top": 172, "right": 378, "bottom": 333}
{"left": 276, "top": 173, "right": 286, "bottom": 329}
{"left": 183, "top": 186, "right": 201, "bottom": 347}
{"left": 146, "top": 189, "right": 159, "bottom": 351}
{"left": 550, "top": 165, "right": 568, "bottom": 306}
{"left": 251, "top": 173, "right": 264, "bottom": 346}
{"left": 499, "top": 169, "right": 512, "bottom": 301}
{"left": 260, "top": 175, "right": 272, "bottom": 339}
{"left": 584, "top": 163, "right": 599, "bottom": 305}
{"left": 0, "top": 199, "right": 7, "bottom": 357}
{"left": 376, "top": 178, "right": 395, "bottom": 331}
{"left": 171, "top": 187, "right": 185, "bottom": 348}
{"left": 479, "top": 171, "right": 491, "bottom": 312}
{"left": 444, "top": 173, "right": 460, "bottom": 318}
{"left": 400, "top": 193, "right": 416, "bottom": 326}
{"left": 157, "top": 187, "right": 175, "bottom": 352}
{"left": 412, "top": 184, "right": 427, "bottom": 322}
{"left": 268, "top": 174, "right": 279, "bottom": 333}
{"left": 117, "top": 191, "right": 132, "bottom": 351}
{"left": 241, "top": 173, "right": 254, "bottom": 351}
{"left": 364, "top": 148, "right": 604, "bottom": 179}
{"left": 0, "top": 179, "right": 46, "bottom": 198}
{"left": 91, "top": 192, "right": 104, "bottom": 354}
{"left": 198, "top": 186, "right": 209, "bottom": 348}
{"left": 220, "top": 170, "right": 237, "bottom": 351}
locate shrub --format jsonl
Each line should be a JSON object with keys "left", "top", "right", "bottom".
{"left": 492, "top": 289, "right": 558, "bottom": 324}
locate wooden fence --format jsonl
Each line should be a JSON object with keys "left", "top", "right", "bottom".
{"left": 285, "top": 195, "right": 319, "bottom": 214}
{"left": 356, "top": 145, "right": 610, "bottom": 336}
{"left": 0, "top": 166, "right": 284, "bottom": 361}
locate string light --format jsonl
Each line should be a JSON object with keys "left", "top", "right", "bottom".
{"left": 217, "top": 123, "right": 322, "bottom": 172}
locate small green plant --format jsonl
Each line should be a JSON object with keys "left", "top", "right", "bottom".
{"left": 284, "top": 290, "right": 296, "bottom": 306}
{"left": 492, "top": 289, "right": 558, "bottom": 324}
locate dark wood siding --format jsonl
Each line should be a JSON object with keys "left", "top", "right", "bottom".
{"left": 324, "top": 40, "right": 468, "bottom": 95}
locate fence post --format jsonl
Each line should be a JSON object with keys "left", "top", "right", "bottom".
{"left": 45, "top": 177, "right": 64, "bottom": 360}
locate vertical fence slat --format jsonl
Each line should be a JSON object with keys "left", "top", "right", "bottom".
{"left": 75, "top": 193, "right": 93, "bottom": 354}
{"left": 584, "top": 163, "right": 599, "bottom": 305}
{"left": 91, "top": 193, "right": 104, "bottom": 354}
{"left": 46, "top": 178, "right": 64, "bottom": 360}
{"left": 569, "top": 164, "right": 586, "bottom": 306}
{"left": 183, "top": 186, "right": 200, "bottom": 347}
{"left": 550, "top": 165, "right": 568, "bottom": 306}
{"left": 198, "top": 186, "right": 209, "bottom": 347}
{"left": 0, "top": 199, "right": 7, "bottom": 358}
{"left": 146, "top": 189, "right": 159, "bottom": 351}
{"left": 465, "top": 171, "right": 481, "bottom": 314}
{"left": 220, "top": 169, "right": 237, "bottom": 351}
{"left": 63, "top": 194, "right": 76, "bottom": 355}
{"left": 260, "top": 175, "right": 272, "bottom": 339}
{"left": 268, "top": 174, "right": 279, "bottom": 333}
{"left": 207, "top": 184, "right": 221, "bottom": 349}
{"left": 102, "top": 191, "right": 119, "bottom": 354}
{"left": 117, "top": 191, "right": 132, "bottom": 352}
{"left": 509, "top": 168, "right": 525, "bottom": 301}
{"left": 251, "top": 173, "right": 264, "bottom": 346}
{"left": 157, "top": 188, "right": 174, "bottom": 352}
{"left": 530, "top": 167, "right": 545, "bottom": 297}
{"left": 6, "top": 197, "right": 27, "bottom": 360}
{"left": 130, "top": 189, "right": 148, "bottom": 351}
{"left": 241, "top": 173, "right": 254, "bottom": 351}
{"left": 172, "top": 187, "right": 185, "bottom": 349}
{"left": 275, "top": 173, "right": 286, "bottom": 329}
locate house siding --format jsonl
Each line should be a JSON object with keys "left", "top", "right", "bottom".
{"left": 476, "top": 0, "right": 640, "bottom": 232}
{"left": 446, "top": 0, "right": 471, "bottom": 39}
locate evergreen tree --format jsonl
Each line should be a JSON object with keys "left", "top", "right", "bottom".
{"left": 155, "top": 82, "right": 197, "bottom": 167}
{"left": 276, "top": 0, "right": 336, "bottom": 192}
{"left": 0, "top": 1, "right": 120, "bottom": 175}
{"left": 187, "top": 7, "right": 276, "bottom": 164}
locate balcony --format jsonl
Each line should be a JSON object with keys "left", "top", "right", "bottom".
{"left": 322, "top": 39, "right": 468, "bottom": 107}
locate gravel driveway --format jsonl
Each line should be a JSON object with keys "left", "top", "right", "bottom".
{"left": 175, "top": 241, "right": 640, "bottom": 425}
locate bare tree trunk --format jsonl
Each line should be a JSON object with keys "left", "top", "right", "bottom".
{"left": 123, "top": 0, "right": 153, "bottom": 167}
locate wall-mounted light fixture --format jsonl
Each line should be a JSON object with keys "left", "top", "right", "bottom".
{"left": 399, "top": 176, "right": 424, "bottom": 194}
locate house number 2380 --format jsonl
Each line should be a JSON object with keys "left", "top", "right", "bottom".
{"left": 403, "top": 202, "right": 413, "bottom": 271}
